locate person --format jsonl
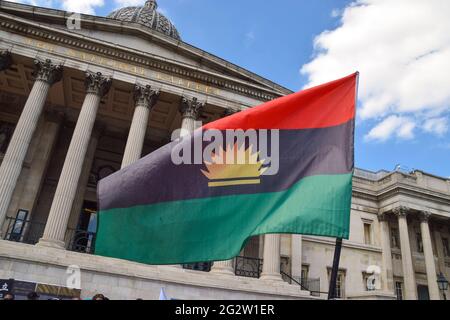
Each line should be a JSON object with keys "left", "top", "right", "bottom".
{"left": 27, "top": 291, "right": 40, "bottom": 300}
{"left": 92, "top": 294, "right": 106, "bottom": 300}
{"left": 3, "top": 293, "right": 15, "bottom": 300}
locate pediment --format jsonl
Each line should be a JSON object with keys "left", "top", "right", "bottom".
{"left": 0, "top": 1, "right": 291, "bottom": 98}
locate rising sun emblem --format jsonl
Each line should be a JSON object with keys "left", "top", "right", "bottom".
{"left": 201, "top": 143, "right": 267, "bottom": 187}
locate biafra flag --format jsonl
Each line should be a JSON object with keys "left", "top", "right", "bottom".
{"left": 95, "top": 73, "right": 358, "bottom": 265}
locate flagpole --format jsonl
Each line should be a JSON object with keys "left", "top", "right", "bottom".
{"left": 328, "top": 238, "right": 343, "bottom": 300}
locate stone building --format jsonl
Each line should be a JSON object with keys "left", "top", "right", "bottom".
{"left": 0, "top": 0, "right": 449, "bottom": 300}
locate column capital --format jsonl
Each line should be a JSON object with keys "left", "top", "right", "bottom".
{"left": 0, "top": 50, "right": 12, "bottom": 71}
{"left": 392, "top": 206, "right": 410, "bottom": 218}
{"left": 419, "top": 211, "right": 432, "bottom": 223}
{"left": 180, "top": 96, "right": 205, "bottom": 120}
{"left": 134, "top": 84, "right": 160, "bottom": 109}
{"left": 32, "top": 59, "right": 63, "bottom": 85}
{"left": 85, "top": 71, "right": 112, "bottom": 97}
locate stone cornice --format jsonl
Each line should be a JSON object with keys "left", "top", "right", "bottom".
{"left": 377, "top": 183, "right": 450, "bottom": 206}
{"left": 302, "top": 236, "right": 383, "bottom": 254}
{"left": 0, "top": 11, "right": 284, "bottom": 102}
{"left": 352, "top": 178, "right": 450, "bottom": 207}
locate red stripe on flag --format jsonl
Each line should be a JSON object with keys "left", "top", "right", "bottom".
{"left": 204, "top": 73, "right": 358, "bottom": 130}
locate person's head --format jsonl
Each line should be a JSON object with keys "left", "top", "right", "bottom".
{"left": 3, "top": 293, "right": 15, "bottom": 300}
{"left": 92, "top": 294, "right": 106, "bottom": 300}
{"left": 27, "top": 291, "right": 40, "bottom": 300}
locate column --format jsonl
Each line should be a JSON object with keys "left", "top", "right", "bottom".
{"left": 210, "top": 107, "right": 237, "bottom": 275}
{"left": 419, "top": 212, "right": 440, "bottom": 300}
{"left": 0, "top": 58, "right": 62, "bottom": 235}
{"left": 260, "top": 234, "right": 282, "bottom": 281}
{"left": 121, "top": 85, "right": 159, "bottom": 168}
{"left": 38, "top": 71, "right": 111, "bottom": 249}
{"left": 291, "top": 235, "right": 303, "bottom": 280}
{"left": 393, "top": 207, "right": 418, "bottom": 300}
{"left": 379, "top": 213, "right": 394, "bottom": 292}
{"left": 168, "top": 96, "right": 205, "bottom": 269}
{"left": 65, "top": 126, "right": 102, "bottom": 242}
{"left": 179, "top": 96, "right": 204, "bottom": 136}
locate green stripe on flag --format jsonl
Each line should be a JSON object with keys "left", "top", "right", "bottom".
{"left": 95, "top": 173, "right": 352, "bottom": 265}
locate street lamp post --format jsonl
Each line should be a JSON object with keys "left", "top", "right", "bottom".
{"left": 437, "top": 273, "right": 449, "bottom": 300}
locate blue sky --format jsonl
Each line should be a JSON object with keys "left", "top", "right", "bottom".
{"left": 12, "top": 0, "right": 450, "bottom": 178}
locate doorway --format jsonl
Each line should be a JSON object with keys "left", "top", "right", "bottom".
{"left": 417, "top": 285, "right": 430, "bottom": 300}
{"left": 71, "top": 201, "right": 97, "bottom": 254}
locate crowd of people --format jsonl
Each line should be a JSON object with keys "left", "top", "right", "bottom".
{"left": 2, "top": 291, "right": 110, "bottom": 300}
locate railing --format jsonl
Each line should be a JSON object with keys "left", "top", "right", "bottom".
{"left": 234, "top": 256, "right": 263, "bottom": 278}
{"left": 280, "top": 271, "right": 322, "bottom": 297}
{"left": 2, "top": 217, "right": 97, "bottom": 255}
{"left": 2, "top": 216, "right": 45, "bottom": 245}
{"left": 66, "top": 228, "right": 97, "bottom": 254}
{"left": 183, "top": 262, "right": 212, "bottom": 272}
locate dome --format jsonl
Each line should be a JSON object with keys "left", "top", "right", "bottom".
{"left": 107, "top": 0, "right": 181, "bottom": 40}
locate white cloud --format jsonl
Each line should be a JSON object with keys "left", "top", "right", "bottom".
{"left": 301, "top": 0, "right": 450, "bottom": 142}
{"left": 423, "top": 117, "right": 448, "bottom": 136}
{"left": 114, "top": 0, "right": 145, "bottom": 6}
{"left": 61, "top": 0, "right": 104, "bottom": 14}
{"left": 365, "top": 115, "right": 416, "bottom": 142}
{"left": 8, "top": 0, "right": 105, "bottom": 14}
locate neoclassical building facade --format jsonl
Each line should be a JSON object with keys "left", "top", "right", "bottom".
{"left": 0, "top": 1, "right": 449, "bottom": 300}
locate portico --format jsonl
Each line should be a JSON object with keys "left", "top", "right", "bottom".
{"left": 0, "top": 0, "right": 449, "bottom": 300}
{"left": 0, "top": 0, "right": 292, "bottom": 291}
{"left": 378, "top": 206, "right": 448, "bottom": 300}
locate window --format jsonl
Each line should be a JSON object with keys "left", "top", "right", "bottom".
{"left": 328, "top": 269, "right": 346, "bottom": 299}
{"left": 8, "top": 209, "right": 29, "bottom": 242}
{"left": 443, "top": 238, "right": 450, "bottom": 257}
{"left": 416, "top": 232, "right": 424, "bottom": 253}
{"left": 301, "top": 265, "right": 309, "bottom": 283}
{"left": 335, "top": 272, "right": 345, "bottom": 299}
{"left": 395, "top": 282, "right": 403, "bottom": 300}
{"left": 391, "top": 228, "right": 400, "bottom": 248}
{"left": 364, "top": 223, "right": 373, "bottom": 245}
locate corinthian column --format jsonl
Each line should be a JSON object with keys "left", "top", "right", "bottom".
{"left": 0, "top": 59, "right": 62, "bottom": 235}
{"left": 419, "top": 212, "right": 440, "bottom": 300}
{"left": 0, "top": 50, "right": 12, "bottom": 71}
{"left": 179, "top": 97, "right": 204, "bottom": 136}
{"left": 393, "top": 207, "right": 417, "bottom": 300}
{"left": 38, "top": 71, "right": 111, "bottom": 249}
{"left": 379, "top": 213, "right": 394, "bottom": 292}
{"left": 260, "top": 234, "right": 282, "bottom": 281}
{"left": 121, "top": 85, "right": 159, "bottom": 168}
